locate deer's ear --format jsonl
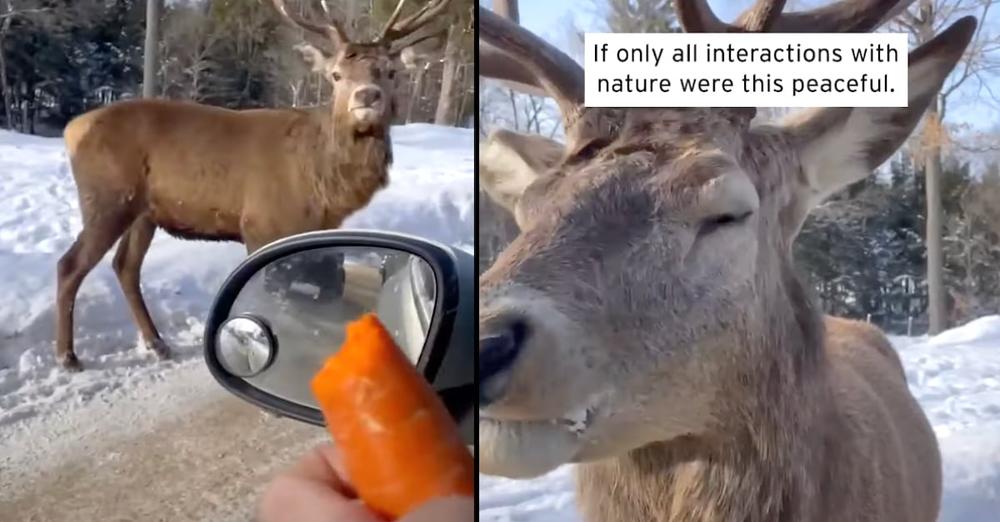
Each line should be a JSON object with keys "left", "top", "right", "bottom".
{"left": 480, "top": 129, "right": 564, "bottom": 225}
{"left": 780, "top": 17, "right": 976, "bottom": 238}
{"left": 294, "top": 43, "right": 331, "bottom": 74}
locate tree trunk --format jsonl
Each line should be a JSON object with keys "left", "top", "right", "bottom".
{"left": 0, "top": 38, "right": 10, "bottom": 129}
{"left": 0, "top": 17, "right": 11, "bottom": 129}
{"left": 407, "top": 65, "right": 427, "bottom": 124}
{"left": 143, "top": 0, "right": 162, "bottom": 98}
{"left": 925, "top": 105, "right": 947, "bottom": 334}
{"left": 19, "top": 82, "right": 27, "bottom": 133}
{"left": 434, "top": 23, "right": 459, "bottom": 126}
{"left": 493, "top": 0, "right": 519, "bottom": 22}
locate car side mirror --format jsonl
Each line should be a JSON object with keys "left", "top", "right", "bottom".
{"left": 203, "top": 231, "right": 474, "bottom": 444}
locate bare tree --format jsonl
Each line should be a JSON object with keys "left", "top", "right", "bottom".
{"left": 891, "top": 0, "right": 1000, "bottom": 333}
{"left": 434, "top": 19, "right": 460, "bottom": 124}
{"left": 160, "top": 4, "right": 224, "bottom": 102}
{"left": 0, "top": 0, "right": 49, "bottom": 129}
{"left": 400, "top": 30, "right": 445, "bottom": 122}
{"left": 143, "top": 0, "right": 163, "bottom": 98}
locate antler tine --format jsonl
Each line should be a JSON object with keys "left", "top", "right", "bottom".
{"left": 675, "top": 0, "right": 915, "bottom": 33}
{"left": 381, "top": 0, "right": 453, "bottom": 43}
{"left": 481, "top": 43, "right": 548, "bottom": 97}
{"left": 675, "top": 0, "right": 731, "bottom": 32}
{"left": 479, "top": 6, "right": 584, "bottom": 127}
{"left": 270, "top": 0, "right": 350, "bottom": 46}
{"left": 377, "top": 0, "right": 409, "bottom": 43}
{"left": 736, "top": 0, "right": 787, "bottom": 32}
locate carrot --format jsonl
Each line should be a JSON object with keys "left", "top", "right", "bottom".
{"left": 310, "top": 313, "right": 473, "bottom": 520}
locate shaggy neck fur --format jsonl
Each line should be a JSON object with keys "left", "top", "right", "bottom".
{"left": 575, "top": 255, "right": 837, "bottom": 522}
{"left": 308, "top": 105, "right": 392, "bottom": 226}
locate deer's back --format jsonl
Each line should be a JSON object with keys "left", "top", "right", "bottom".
{"left": 822, "top": 316, "right": 942, "bottom": 522}
{"left": 63, "top": 99, "right": 318, "bottom": 240}
{"left": 64, "top": 99, "right": 308, "bottom": 174}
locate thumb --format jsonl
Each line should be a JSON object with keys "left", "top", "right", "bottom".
{"left": 398, "top": 496, "right": 474, "bottom": 522}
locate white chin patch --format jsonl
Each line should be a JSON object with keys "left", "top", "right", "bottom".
{"left": 479, "top": 417, "right": 583, "bottom": 478}
{"left": 351, "top": 107, "right": 380, "bottom": 126}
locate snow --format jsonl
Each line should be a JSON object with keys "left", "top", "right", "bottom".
{"left": 0, "top": 123, "right": 473, "bottom": 429}
{"left": 480, "top": 316, "right": 1000, "bottom": 522}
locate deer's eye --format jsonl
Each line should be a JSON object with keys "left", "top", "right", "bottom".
{"left": 696, "top": 211, "right": 752, "bottom": 238}
{"left": 387, "top": 69, "right": 396, "bottom": 80}
{"left": 331, "top": 71, "right": 342, "bottom": 81}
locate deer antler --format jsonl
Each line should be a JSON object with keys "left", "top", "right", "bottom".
{"left": 270, "top": 0, "right": 350, "bottom": 47}
{"left": 378, "top": 0, "right": 410, "bottom": 42}
{"left": 481, "top": 43, "right": 548, "bottom": 97}
{"left": 478, "top": 7, "right": 584, "bottom": 127}
{"left": 675, "top": 0, "right": 915, "bottom": 33}
{"left": 378, "top": 0, "right": 453, "bottom": 44}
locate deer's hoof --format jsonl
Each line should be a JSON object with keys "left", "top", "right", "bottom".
{"left": 58, "top": 353, "right": 84, "bottom": 372}
{"left": 148, "top": 339, "right": 172, "bottom": 360}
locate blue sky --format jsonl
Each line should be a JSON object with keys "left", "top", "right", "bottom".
{"left": 481, "top": 0, "right": 1000, "bottom": 131}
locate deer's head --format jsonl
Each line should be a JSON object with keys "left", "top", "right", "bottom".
{"left": 272, "top": 0, "right": 451, "bottom": 132}
{"left": 478, "top": 0, "right": 975, "bottom": 478}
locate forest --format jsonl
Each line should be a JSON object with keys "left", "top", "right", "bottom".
{"left": 0, "top": 0, "right": 474, "bottom": 136}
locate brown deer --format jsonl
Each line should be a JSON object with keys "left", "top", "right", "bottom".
{"left": 55, "top": 0, "right": 452, "bottom": 371}
{"left": 478, "top": 1, "right": 973, "bottom": 521}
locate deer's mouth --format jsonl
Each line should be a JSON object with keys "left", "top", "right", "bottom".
{"left": 349, "top": 106, "right": 384, "bottom": 128}
{"left": 479, "top": 415, "right": 585, "bottom": 478}
{"left": 478, "top": 405, "right": 597, "bottom": 478}
{"left": 480, "top": 405, "right": 596, "bottom": 434}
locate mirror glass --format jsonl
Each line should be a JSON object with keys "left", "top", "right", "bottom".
{"left": 217, "top": 315, "right": 274, "bottom": 377}
{"left": 219, "top": 246, "right": 437, "bottom": 408}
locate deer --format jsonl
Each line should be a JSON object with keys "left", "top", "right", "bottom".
{"left": 54, "top": 0, "right": 452, "bottom": 371}
{"left": 477, "top": 0, "right": 973, "bottom": 521}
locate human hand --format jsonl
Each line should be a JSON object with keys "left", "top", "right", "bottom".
{"left": 258, "top": 443, "right": 474, "bottom": 522}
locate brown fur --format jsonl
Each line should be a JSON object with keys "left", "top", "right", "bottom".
{"left": 55, "top": 41, "right": 400, "bottom": 371}
{"left": 477, "top": 2, "right": 974, "bottom": 520}
{"left": 480, "top": 107, "right": 945, "bottom": 522}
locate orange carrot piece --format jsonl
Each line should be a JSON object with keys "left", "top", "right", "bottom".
{"left": 310, "top": 313, "right": 474, "bottom": 520}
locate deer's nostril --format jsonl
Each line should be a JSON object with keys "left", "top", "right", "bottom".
{"left": 479, "top": 319, "right": 529, "bottom": 406}
{"left": 354, "top": 87, "right": 382, "bottom": 107}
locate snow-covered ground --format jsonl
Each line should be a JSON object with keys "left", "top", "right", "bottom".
{"left": 0, "top": 124, "right": 472, "bottom": 520}
{"left": 480, "top": 316, "right": 1000, "bottom": 522}
{"left": 0, "top": 123, "right": 472, "bottom": 427}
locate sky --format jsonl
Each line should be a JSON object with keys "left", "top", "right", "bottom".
{"left": 482, "top": 0, "right": 1000, "bottom": 133}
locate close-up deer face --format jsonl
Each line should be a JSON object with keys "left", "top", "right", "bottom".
{"left": 272, "top": 0, "right": 451, "bottom": 132}
{"left": 297, "top": 42, "right": 399, "bottom": 129}
{"left": 479, "top": 113, "right": 778, "bottom": 478}
{"left": 478, "top": 0, "right": 975, "bottom": 479}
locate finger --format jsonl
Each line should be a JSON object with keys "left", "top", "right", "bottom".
{"left": 398, "top": 496, "right": 475, "bottom": 522}
{"left": 259, "top": 476, "right": 382, "bottom": 522}
{"left": 285, "top": 443, "right": 354, "bottom": 496}
{"left": 315, "top": 442, "right": 353, "bottom": 482}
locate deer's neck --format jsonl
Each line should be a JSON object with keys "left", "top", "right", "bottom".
{"left": 309, "top": 110, "right": 392, "bottom": 227}
{"left": 576, "top": 271, "right": 836, "bottom": 522}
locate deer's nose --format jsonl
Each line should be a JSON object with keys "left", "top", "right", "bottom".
{"left": 479, "top": 319, "right": 528, "bottom": 407}
{"left": 352, "top": 86, "right": 383, "bottom": 107}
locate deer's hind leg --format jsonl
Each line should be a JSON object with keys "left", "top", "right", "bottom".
{"left": 56, "top": 205, "right": 135, "bottom": 371}
{"left": 111, "top": 214, "right": 169, "bottom": 359}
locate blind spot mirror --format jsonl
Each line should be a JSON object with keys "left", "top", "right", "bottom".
{"left": 203, "top": 231, "right": 474, "bottom": 444}
{"left": 216, "top": 315, "right": 275, "bottom": 377}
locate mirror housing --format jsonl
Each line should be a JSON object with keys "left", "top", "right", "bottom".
{"left": 203, "top": 230, "right": 474, "bottom": 444}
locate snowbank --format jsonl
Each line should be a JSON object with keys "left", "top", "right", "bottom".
{"left": 481, "top": 316, "right": 1000, "bottom": 522}
{"left": 0, "top": 124, "right": 473, "bottom": 428}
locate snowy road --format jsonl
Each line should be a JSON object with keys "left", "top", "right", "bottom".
{"left": 0, "top": 124, "right": 473, "bottom": 520}
{"left": 1, "top": 361, "right": 326, "bottom": 521}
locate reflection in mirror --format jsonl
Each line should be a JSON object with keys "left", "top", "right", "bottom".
{"left": 225, "top": 246, "right": 437, "bottom": 408}
{"left": 216, "top": 315, "right": 275, "bottom": 377}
